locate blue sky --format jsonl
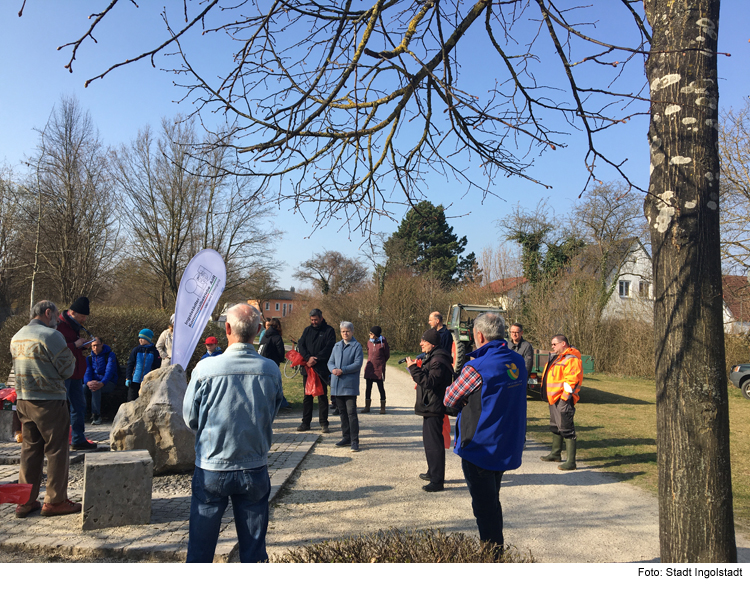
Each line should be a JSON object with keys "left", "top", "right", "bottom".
{"left": 1, "top": 2, "right": 747, "bottom": 291}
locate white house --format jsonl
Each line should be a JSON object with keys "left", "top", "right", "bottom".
{"left": 597, "top": 239, "right": 654, "bottom": 322}
{"left": 722, "top": 276, "right": 750, "bottom": 334}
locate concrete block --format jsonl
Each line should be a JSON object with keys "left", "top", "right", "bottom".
{"left": 82, "top": 450, "right": 153, "bottom": 531}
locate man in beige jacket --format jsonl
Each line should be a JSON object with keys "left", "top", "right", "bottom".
{"left": 10, "top": 300, "right": 79, "bottom": 517}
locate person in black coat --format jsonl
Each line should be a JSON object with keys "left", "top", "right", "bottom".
{"left": 296, "top": 309, "right": 336, "bottom": 433}
{"left": 259, "top": 318, "right": 291, "bottom": 409}
{"left": 407, "top": 328, "right": 453, "bottom": 492}
{"left": 259, "top": 319, "right": 285, "bottom": 365}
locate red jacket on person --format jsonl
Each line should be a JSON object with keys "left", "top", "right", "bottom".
{"left": 364, "top": 336, "right": 390, "bottom": 381}
{"left": 56, "top": 310, "right": 87, "bottom": 380}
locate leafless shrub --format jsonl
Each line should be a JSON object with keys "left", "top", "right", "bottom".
{"left": 272, "top": 528, "right": 534, "bottom": 564}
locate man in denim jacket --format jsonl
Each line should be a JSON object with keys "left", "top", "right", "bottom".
{"left": 182, "top": 303, "right": 284, "bottom": 563}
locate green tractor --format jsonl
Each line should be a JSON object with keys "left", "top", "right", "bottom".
{"left": 446, "top": 303, "right": 506, "bottom": 372}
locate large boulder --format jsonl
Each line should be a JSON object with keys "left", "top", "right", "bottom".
{"left": 110, "top": 364, "right": 195, "bottom": 475}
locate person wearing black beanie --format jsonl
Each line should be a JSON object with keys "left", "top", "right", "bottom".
{"left": 57, "top": 296, "right": 96, "bottom": 451}
{"left": 406, "top": 328, "right": 453, "bottom": 492}
{"left": 70, "top": 297, "right": 90, "bottom": 316}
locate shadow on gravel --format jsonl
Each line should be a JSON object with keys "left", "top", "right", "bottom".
{"left": 300, "top": 452, "right": 353, "bottom": 470}
{"left": 504, "top": 468, "right": 646, "bottom": 487}
{"left": 285, "top": 484, "right": 393, "bottom": 503}
{"left": 362, "top": 422, "right": 422, "bottom": 439}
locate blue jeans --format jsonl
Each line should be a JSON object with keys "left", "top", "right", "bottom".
{"left": 187, "top": 465, "right": 271, "bottom": 563}
{"left": 84, "top": 381, "right": 116, "bottom": 417}
{"left": 65, "top": 378, "right": 86, "bottom": 445}
{"left": 461, "top": 458, "right": 505, "bottom": 549}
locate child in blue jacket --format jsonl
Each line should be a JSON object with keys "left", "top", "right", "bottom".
{"left": 125, "top": 328, "right": 161, "bottom": 402}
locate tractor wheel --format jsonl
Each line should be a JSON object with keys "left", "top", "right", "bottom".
{"left": 451, "top": 333, "right": 467, "bottom": 374}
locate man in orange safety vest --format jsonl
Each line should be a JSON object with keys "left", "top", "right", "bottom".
{"left": 539, "top": 334, "right": 582, "bottom": 470}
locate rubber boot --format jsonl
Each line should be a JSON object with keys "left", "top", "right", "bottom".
{"left": 558, "top": 438, "right": 577, "bottom": 470}
{"left": 540, "top": 433, "right": 563, "bottom": 462}
{"left": 362, "top": 399, "right": 371, "bottom": 413}
{"left": 380, "top": 400, "right": 386, "bottom": 414}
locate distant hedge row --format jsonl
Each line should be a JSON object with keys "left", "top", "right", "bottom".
{"left": 0, "top": 306, "right": 228, "bottom": 381}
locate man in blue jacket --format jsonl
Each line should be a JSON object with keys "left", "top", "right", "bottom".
{"left": 444, "top": 312, "right": 527, "bottom": 556}
{"left": 183, "top": 303, "right": 284, "bottom": 563}
{"left": 83, "top": 337, "right": 118, "bottom": 425}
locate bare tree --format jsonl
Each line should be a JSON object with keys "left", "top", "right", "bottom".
{"left": 24, "top": 96, "right": 120, "bottom": 304}
{"left": 719, "top": 98, "right": 750, "bottom": 273}
{"left": 479, "top": 244, "right": 523, "bottom": 288}
{"left": 0, "top": 166, "right": 26, "bottom": 320}
{"left": 112, "top": 117, "right": 278, "bottom": 307}
{"left": 45, "top": 1, "right": 656, "bottom": 230}
{"left": 41, "top": 0, "right": 734, "bottom": 561}
{"left": 242, "top": 267, "right": 281, "bottom": 319}
{"left": 570, "top": 181, "right": 651, "bottom": 316}
{"left": 293, "top": 250, "right": 369, "bottom": 296}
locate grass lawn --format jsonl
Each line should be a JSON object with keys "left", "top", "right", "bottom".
{"left": 527, "top": 374, "right": 750, "bottom": 529}
{"left": 281, "top": 364, "right": 306, "bottom": 405}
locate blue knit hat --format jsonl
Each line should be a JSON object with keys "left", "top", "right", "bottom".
{"left": 138, "top": 328, "right": 154, "bottom": 343}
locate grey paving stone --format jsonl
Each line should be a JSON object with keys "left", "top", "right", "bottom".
{"left": 0, "top": 429, "right": 317, "bottom": 561}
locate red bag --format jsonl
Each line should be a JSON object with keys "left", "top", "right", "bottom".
{"left": 0, "top": 483, "right": 33, "bottom": 505}
{"left": 0, "top": 388, "right": 16, "bottom": 403}
{"left": 304, "top": 368, "right": 325, "bottom": 397}
{"left": 285, "top": 350, "right": 306, "bottom": 366}
{"left": 442, "top": 415, "right": 451, "bottom": 449}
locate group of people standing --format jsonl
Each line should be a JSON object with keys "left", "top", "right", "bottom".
{"left": 10, "top": 294, "right": 583, "bottom": 564}
{"left": 294, "top": 308, "right": 390, "bottom": 453}
{"left": 403, "top": 312, "right": 583, "bottom": 557}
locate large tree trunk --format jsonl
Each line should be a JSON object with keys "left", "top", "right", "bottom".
{"left": 644, "top": 0, "right": 736, "bottom": 562}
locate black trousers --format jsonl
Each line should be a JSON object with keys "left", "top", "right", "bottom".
{"left": 548, "top": 398, "right": 576, "bottom": 439}
{"left": 422, "top": 415, "right": 445, "bottom": 485}
{"left": 462, "top": 458, "right": 504, "bottom": 549}
{"left": 364, "top": 379, "right": 386, "bottom": 401}
{"left": 301, "top": 374, "right": 329, "bottom": 427}
{"left": 336, "top": 396, "right": 359, "bottom": 444}
{"left": 127, "top": 382, "right": 141, "bottom": 402}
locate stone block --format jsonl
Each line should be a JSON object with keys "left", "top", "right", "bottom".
{"left": 110, "top": 365, "right": 195, "bottom": 474}
{"left": 82, "top": 450, "right": 153, "bottom": 531}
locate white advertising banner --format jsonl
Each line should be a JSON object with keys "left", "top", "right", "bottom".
{"left": 171, "top": 249, "right": 226, "bottom": 370}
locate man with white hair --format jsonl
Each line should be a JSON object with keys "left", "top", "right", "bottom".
{"left": 444, "top": 312, "right": 527, "bottom": 556}
{"left": 183, "top": 303, "right": 284, "bottom": 562}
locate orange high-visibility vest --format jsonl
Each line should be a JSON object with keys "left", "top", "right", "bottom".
{"left": 542, "top": 346, "right": 583, "bottom": 405}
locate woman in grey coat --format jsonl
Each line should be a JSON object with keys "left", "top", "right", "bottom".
{"left": 328, "top": 321, "right": 363, "bottom": 452}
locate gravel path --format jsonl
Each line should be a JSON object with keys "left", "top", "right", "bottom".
{"left": 267, "top": 365, "right": 750, "bottom": 563}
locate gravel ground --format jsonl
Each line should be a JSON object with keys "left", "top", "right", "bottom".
{"left": 266, "top": 366, "right": 750, "bottom": 563}
{"left": 4, "top": 365, "right": 748, "bottom": 563}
